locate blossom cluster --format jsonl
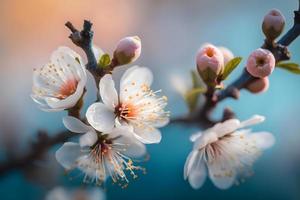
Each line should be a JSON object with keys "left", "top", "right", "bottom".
{"left": 32, "top": 37, "right": 169, "bottom": 187}
{"left": 31, "top": 7, "right": 289, "bottom": 193}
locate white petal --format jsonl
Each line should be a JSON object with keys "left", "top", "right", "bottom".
{"left": 250, "top": 131, "right": 275, "bottom": 149}
{"left": 120, "top": 66, "right": 153, "bottom": 102}
{"left": 213, "top": 119, "right": 240, "bottom": 138}
{"left": 45, "top": 77, "right": 86, "bottom": 110}
{"left": 51, "top": 46, "right": 86, "bottom": 82}
{"left": 206, "top": 140, "right": 237, "bottom": 190}
{"left": 55, "top": 142, "right": 81, "bottom": 170}
{"left": 112, "top": 126, "right": 147, "bottom": 157}
{"left": 86, "top": 103, "right": 115, "bottom": 132}
{"left": 152, "top": 117, "right": 170, "bottom": 128}
{"left": 63, "top": 116, "right": 92, "bottom": 133}
{"left": 190, "top": 132, "right": 202, "bottom": 142}
{"left": 207, "top": 161, "right": 236, "bottom": 190}
{"left": 133, "top": 127, "right": 162, "bottom": 144}
{"left": 79, "top": 131, "right": 98, "bottom": 147}
{"left": 193, "top": 132, "right": 218, "bottom": 150}
{"left": 239, "top": 115, "right": 265, "bottom": 128}
{"left": 184, "top": 150, "right": 198, "bottom": 179}
{"left": 187, "top": 151, "right": 207, "bottom": 189}
{"left": 99, "top": 74, "right": 118, "bottom": 109}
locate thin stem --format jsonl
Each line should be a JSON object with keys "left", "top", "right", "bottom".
{"left": 171, "top": 3, "right": 300, "bottom": 126}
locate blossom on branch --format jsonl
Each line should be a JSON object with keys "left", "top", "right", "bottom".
{"left": 184, "top": 115, "right": 275, "bottom": 189}
{"left": 56, "top": 116, "right": 146, "bottom": 187}
{"left": 113, "top": 36, "right": 142, "bottom": 65}
{"left": 31, "top": 47, "right": 87, "bottom": 111}
{"left": 196, "top": 44, "right": 224, "bottom": 83}
{"left": 262, "top": 9, "right": 285, "bottom": 41}
{"left": 86, "top": 66, "right": 170, "bottom": 144}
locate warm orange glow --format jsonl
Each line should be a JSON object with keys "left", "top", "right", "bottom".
{"left": 57, "top": 78, "right": 78, "bottom": 99}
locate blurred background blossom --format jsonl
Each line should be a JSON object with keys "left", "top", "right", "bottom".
{"left": 0, "top": 0, "right": 300, "bottom": 199}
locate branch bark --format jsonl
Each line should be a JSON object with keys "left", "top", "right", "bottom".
{"left": 0, "top": 3, "right": 300, "bottom": 179}
{"left": 171, "top": 3, "right": 300, "bottom": 126}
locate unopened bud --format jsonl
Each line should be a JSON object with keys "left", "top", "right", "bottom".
{"left": 245, "top": 77, "right": 269, "bottom": 94}
{"left": 262, "top": 9, "right": 285, "bottom": 41}
{"left": 113, "top": 36, "right": 141, "bottom": 65}
{"left": 196, "top": 44, "right": 224, "bottom": 86}
{"left": 246, "top": 48, "right": 275, "bottom": 78}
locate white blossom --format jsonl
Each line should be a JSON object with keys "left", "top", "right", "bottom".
{"left": 86, "top": 66, "right": 170, "bottom": 144}
{"left": 31, "top": 47, "right": 87, "bottom": 111}
{"left": 184, "top": 115, "right": 275, "bottom": 189}
{"left": 56, "top": 116, "right": 146, "bottom": 186}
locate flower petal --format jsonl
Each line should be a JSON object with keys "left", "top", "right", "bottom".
{"left": 99, "top": 74, "right": 118, "bottom": 109}
{"left": 190, "top": 132, "right": 202, "bottom": 142}
{"left": 187, "top": 151, "right": 207, "bottom": 189}
{"left": 207, "top": 157, "right": 236, "bottom": 190}
{"left": 120, "top": 66, "right": 153, "bottom": 102}
{"left": 86, "top": 103, "right": 115, "bottom": 132}
{"left": 133, "top": 127, "right": 162, "bottom": 144}
{"left": 112, "top": 126, "right": 147, "bottom": 158}
{"left": 63, "top": 116, "right": 92, "bottom": 133}
{"left": 79, "top": 131, "right": 98, "bottom": 147}
{"left": 193, "top": 132, "right": 218, "bottom": 150}
{"left": 239, "top": 115, "right": 265, "bottom": 128}
{"left": 45, "top": 78, "right": 86, "bottom": 110}
{"left": 55, "top": 142, "right": 81, "bottom": 170}
{"left": 250, "top": 131, "right": 275, "bottom": 149}
{"left": 184, "top": 150, "right": 198, "bottom": 179}
{"left": 50, "top": 46, "right": 85, "bottom": 79}
{"left": 213, "top": 119, "right": 240, "bottom": 138}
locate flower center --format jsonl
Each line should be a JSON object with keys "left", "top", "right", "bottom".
{"left": 206, "top": 48, "right": 214, "bottom": 57}
{"left": 115, "top": 103, "right": 138, "bottom": 121}
{"left": 86, "top": 134, "right": 145, "bottom": 187}
{"left": 256, "top": 57, "right": 265, "bottom": 66}
{"left": 57, "top": 78, "right": 78, "bottom": 99}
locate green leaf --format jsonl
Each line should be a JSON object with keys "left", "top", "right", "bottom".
{"left": 98, "top": 54, "right": 111, "bottom": 68}
{"left": 276, "top": 62, "right": 300, "bottom": 74}
{"left": 183, "top": 71, "right": 206, "bottom": 111}
{"left": 184, "top": 87, "right": 206, "bottom": 111}
{"left": 221, "top": 57, "right": 242, "bottom": 80}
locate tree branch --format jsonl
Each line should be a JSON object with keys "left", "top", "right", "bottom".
{"left": 65, "top": 20, "right": 97, "bottom": 70}
{"left": 0, "top": 2, "right": 300, "bottom": 179}
{"left": 171, "top": 3, "right": 300, "bottom": 126}
{"left": 0, "top": 130, "right": 74, "bottom": 177}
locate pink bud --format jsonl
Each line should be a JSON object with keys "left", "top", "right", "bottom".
{"left": 218, "top": 46, "right": 234, "bottom": 65}
{"left": 114, "top": 36, "right": 141, "bottom": 65}
{"left": 246, "top": 48, "right": 275, "bottom": 78}
{"left": 245, "top": 77, "right": 269, "bottom": 94}
{"left": 196, "top": 44, "right": 224, "bottom": 75}
{"left": 262, "top": 9, "right": 285, "bottom": 40}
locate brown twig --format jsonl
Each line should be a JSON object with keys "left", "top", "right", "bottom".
{"left": 0, "top": 3, "right": 300, "bottom": 179}
{"left": 171, "top": 3, "right": 300, "bottom": 127}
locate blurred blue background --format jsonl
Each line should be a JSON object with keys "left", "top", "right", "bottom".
{"left": 0, "top": 0, "right": 300, "bottom": 199}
